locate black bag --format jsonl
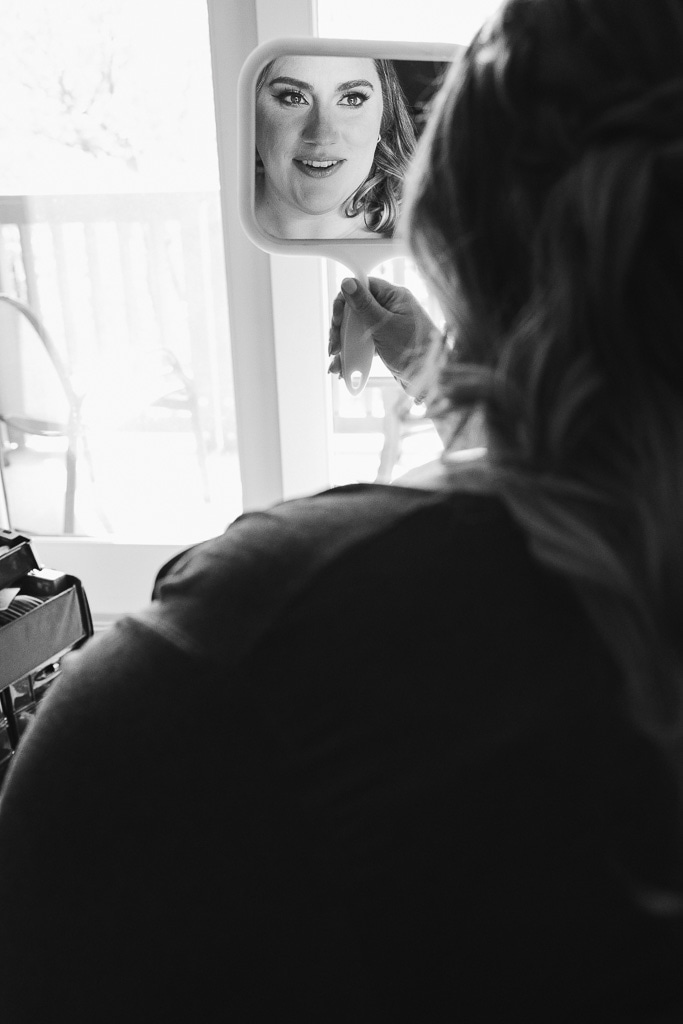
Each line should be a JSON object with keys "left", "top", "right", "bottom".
{"left": 0, "top": 529, "right": 92, "bottom": 784}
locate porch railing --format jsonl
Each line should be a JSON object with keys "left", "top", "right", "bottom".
{"left": 0, "top": 192, "right": 234, "bottom": 451}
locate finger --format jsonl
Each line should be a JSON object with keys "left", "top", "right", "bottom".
{"left": 367, "top": 276, "right": 411, "bottom": 311}
{"left": 327, "top": 354, "right": 342, "bottom": 376}
{"left": 330, "top": 291, "right": 346, "bottom": 327}
{"left": 340, "top": 278, "right": 387, "bottom": 324}
{"left": 328, "top": 326, "right": 340, "bottom": 356}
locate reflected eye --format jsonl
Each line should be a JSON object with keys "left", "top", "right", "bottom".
{"left": 274, "top": 89, "right": 309, "bottom": 107}
{"left": 339, "top": 91, "right": 370, "bottom": 107}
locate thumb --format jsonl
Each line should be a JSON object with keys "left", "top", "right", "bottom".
{"left": 340, "top": 277, "right": 387, "bottom": 325}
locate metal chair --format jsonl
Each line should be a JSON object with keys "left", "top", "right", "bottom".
{"left": 0, "top": 293, "right": 210, "bottom": 535}
{"left": 0, "top": 293, "right": 86, "bottom": 533}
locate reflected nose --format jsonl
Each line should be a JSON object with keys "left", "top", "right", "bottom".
{"left": 302, "top": 105, "right": 340, "bottom": 146}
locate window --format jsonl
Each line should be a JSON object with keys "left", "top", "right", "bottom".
{"left": 316, "top": 0, "right": 502, "bottom": 43}
{"left": 0, "top": 0, "right": 241, "bottom": 620}
{"left": 0, "top": 0, "right": 239, "bottom": 544}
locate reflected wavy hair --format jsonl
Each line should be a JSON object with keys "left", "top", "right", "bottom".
{"left": 404, "top": 0, "right": 683, "bottom": 737}
{"left": 256, "top": 58, "right": 416, "bottom": 236}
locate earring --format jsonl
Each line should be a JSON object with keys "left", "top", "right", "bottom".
{"left": 377, "top": 134, "right": 381, "bottom": 144}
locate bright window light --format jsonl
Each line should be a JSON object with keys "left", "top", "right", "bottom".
{"left": 316, "top": 0, "right": 502, "bottom": 44}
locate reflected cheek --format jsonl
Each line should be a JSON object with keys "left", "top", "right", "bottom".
{"left": 256, "top": 107, "right": 292, "bottom": 154}
{"left": 256, "top": 117, "right": 295, "bottom": 173}
{"left": 343, "top": 127, "right": 379, "bottom": 175}
{"left": 344, "top": 118, "right": 381, "bottom": 157}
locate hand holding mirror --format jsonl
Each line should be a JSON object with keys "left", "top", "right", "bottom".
{"left": 238, "top": 37, "right": 457, "bottom": 393}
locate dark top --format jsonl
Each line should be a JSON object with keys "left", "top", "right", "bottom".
{"left": 0, "top": 484, "right": 681, "bottom": 1022}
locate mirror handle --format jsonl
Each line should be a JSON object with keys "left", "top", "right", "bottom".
{"left": 339, "top": 272, "right": 374, "bottom": 395}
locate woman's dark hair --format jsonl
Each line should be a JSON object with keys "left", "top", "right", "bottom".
{"left": 256, "top": 57, "right": 416, "bottom": 236}
{"left": 405, "top": 0, "right": 683, "bottom": 736}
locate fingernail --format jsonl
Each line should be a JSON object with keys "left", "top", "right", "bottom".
{"left": 341, "top": 278, "right": 357, "bottom": 295}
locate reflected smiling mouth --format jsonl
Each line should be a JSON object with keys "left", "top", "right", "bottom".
{"left": 294, "top": 158, "right": 343, "bottom": 178}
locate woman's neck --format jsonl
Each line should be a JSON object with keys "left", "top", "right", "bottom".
{"left": 396, "top": 448, "right": 492, "bottom": 492}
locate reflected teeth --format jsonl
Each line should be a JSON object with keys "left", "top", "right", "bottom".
{"left": 302, "top": 160, "right": 338, "bottom": 167}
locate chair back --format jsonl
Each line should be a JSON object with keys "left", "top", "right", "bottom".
{"left": 0, "top": 294, "right": 80, "bottom": 434}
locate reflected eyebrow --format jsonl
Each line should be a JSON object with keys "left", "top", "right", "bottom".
{"left": 267, "top": 76, "right": 375, "bottom": 93}
{"left": 267, "top": 76, "right": 313, "bottom": 90}
{"left": 336, "top": 79, "right": 375, "bottom": 92}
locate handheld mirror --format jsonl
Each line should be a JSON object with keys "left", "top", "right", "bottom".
{"left": 238, "top": 37, "right": 458, "bottom": 394}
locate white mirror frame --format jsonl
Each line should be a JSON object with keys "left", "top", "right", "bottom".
{"left": 237, "top": 36, "right": 458, "bottom": 279}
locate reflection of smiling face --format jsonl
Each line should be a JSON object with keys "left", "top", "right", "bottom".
{"left": 256, "top": 56, "right": 383, "bottom": 233}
